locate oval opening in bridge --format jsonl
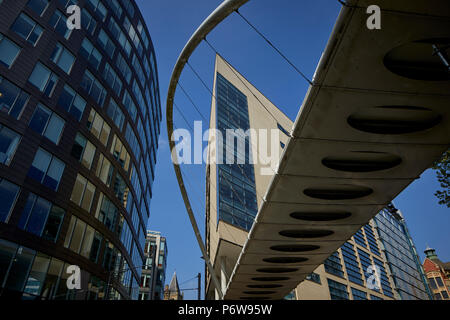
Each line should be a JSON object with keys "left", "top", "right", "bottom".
{"left": 251, "top": 277, "right": 291, "bottom": 282}
{"left": 247, "top": 284, "right": 283, "bottom": 289}
{"left": 263, "top": 257, "right": 308, "bottom": 264}
{"left": 256, "top": 267, "right": 298, "bottom": 274}
{"left": 322, "top": 152, "right": 402, "bottom": 172}
{"left": 303, "top": 185, "right": 373, "bottom": 200}
{"left": 279, "top": 229, "right": 334, "bottom": 239}
{"left": 290, "top": 211, "right": 352, "bottom": 221}
{"left": 242, "top": 291, "right": 277, "bottom": 295}
{"left": 270, "top": 244, "right": 320, "bottom": 252}
{"left": 384, "top": 38, "right": 450, "bottom": 81}
{"left": 347, "top": 106, "right": 442, "bottom": 135}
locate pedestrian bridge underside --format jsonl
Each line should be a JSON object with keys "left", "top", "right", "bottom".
{"left": 224, "top": 0, "right": 450, "bottom": 300}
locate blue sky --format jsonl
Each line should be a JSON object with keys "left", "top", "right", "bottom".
{"left": 135, "top": 0, "right": 449, "bottom": 299}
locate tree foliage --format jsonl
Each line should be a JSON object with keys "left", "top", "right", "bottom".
{"left": 432, "top": 148, "right": 450, "bottom": 208}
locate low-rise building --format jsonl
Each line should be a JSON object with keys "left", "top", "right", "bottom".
{"left": 423, "top": 247, "right": 450, "bottom": 300}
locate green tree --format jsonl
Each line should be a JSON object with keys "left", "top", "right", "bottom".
{"left": 432, "top": 148, "right": 450, "bottom": 208}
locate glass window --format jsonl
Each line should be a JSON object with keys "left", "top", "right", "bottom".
{"left": 49, "top": 10, "right": 71, "bottom": 39}
{"left": 79, "top": 38, "right": 102, "bottom": 70}
{"left": 28, "top": 148, "right": 65, "bottom": 191}
{"left": 58, "top": 0, "right": 77, "bottom": 8}
{"left": 71, "top": 132, "right": 86, "bottom": 161}
{"left": 81, "top": 9, "right": 97, "bottom": 36}
{"left": 328, "top": 278, "right": 349, "bottom": 300}
{"left": 97, "top": 29, "right": 115, "bottom": 59}
{"left": 122, "top": 90, "right": 137, "bottom": 121}
{"left": 86, "top": 0, "right": 107, "bottom": 22}
{"left": 21, "top": 194, "right": 51, "bottom": 236}
{"left": 27, "top": 0, "right": 49, "bottom": 16}
{"left": 54, "top": 262, "right": 70, "bottom": 299}
{"left": 29, "top": 103, "right": 65, "bottom": 144}
{"left": 70, "top": 174, "right": 96, "bottom": 212}
{"left": 18, "top": 193, "right": 65, "bottom": 242}
{"left": 351, "top": 287, "right": 367, "bottom": 300}
{"left": 81, "top": 140, "right": 96, "bottom": 170}
{"left": 95, "top": 153, "right": 113, "bottom": 186}
{"left": 80, "top": 225, "right": 94, "bottom": 258}
{"left": 306, "top": 272, "right": 321, "bottom": 284}
{"left": 0, "top": 76, "right": 29, "bottom": 119}
{"left": 436, "top": 277, "right": 445, "bottom": 287}
{"left": 113, "top": 173, "right": 129, "bottom": 208}
{"left": 110, "top": 134, "right": 130, "bottom": 172}
{"left": 95, "top": 192, "right": 118, "bottom": 233}
{"left": 3, "top": 246, "right": 35, "bottom": 293}
{"left": 0, "top": 239, "right": 18, "bottom": 290}
{"left": 69, "top": 217, "right": 86, "bottom": 253}
{"left": 131, "top": 204, "right": 140, "bottom": 233}
{"left": 87, "top": 109, "right": 110, "bottom": 146}
{"left": 121, "top": 0, "right": 135, "bottom": 18}
{"left": 103, "top": 63, "right": 123, "bottom": 95}
{"left": 108, "top": 0, "right": 123, "bottom": 18}
{"left": 44, "top": 156, "right": 65, "bottom": 191}
{"left": 28, "top": 62, "right": 58, "bottom": 97}
{"left": 23, "top": 252, "right": 50, "bottom": 298}
{"left": 71, "top": 133, "right": 96, "bottom": 169}
{"left": 41, "top": 257, "right": 63, "bottom": 299}
{"left": 125, "top": 124, "right": 141, "bottom": 160}
{"left": 118, "top": 31, "right": 132, "bottom": 57}
{"left": 28, "top": 62, "right": 49, "bottom": 91}
{"left": 10, "top": 13, "right": 43, "bottom": 46}
{"left": 70, "top": 174, "right": 85, "bottom": 206}
{"left": 107, "top": 98, "right": 125, "bottom": 130}
{"left": 57, "top": 84, "right": 86, "bottom": 121}
{"left": 81, "top": 180, "right": 96, "bottom": 212}
{"left": 0, "top": 124, "right": 21, "bottom": 165}
{"left": 80, "top": 70, "right": 107, "bottom": 106}
{"left": 50, "top": 43, "right": 75, "bottom": 74}
{"left": 42, "top": 205, "right": 65, "bottom": 242}
{"left": 324, "top": 251, "right": 344, "bottom": 278}
{"left": 117, "top": 54, "right": 132, "bottom": 84}
{"left": 107, "top": 16, "right": 121, "bottom": 39}
{"left": 0, "top": 179, "right": 20, "bottom": 222}
{"left": 89, "top": 232, "right": 102, "bottom": 263}
{"left": 0, "top": 34, "right": 21, "bottom": 68}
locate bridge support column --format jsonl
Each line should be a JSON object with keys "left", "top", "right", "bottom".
{"left": 220, "top": 256, "right": 228, "bottom": 299}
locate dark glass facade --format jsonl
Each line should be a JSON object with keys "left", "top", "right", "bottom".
{"left": 324, "top": 251, "right": 344, "bottom": 278}
{"left": 327, "top": 278, "right": 349, "bottom": 300}
{"left": 0, "top": 0, "right": 161, "bottom": 300}
{"left": 215, "top": 73, "right": 257, "bottom": 231}
{"left": 321, "top": 206, "right": 430, "bottom": 300}
{"left": 341, "top": 242, "right": 363, "bottom": 286}
{"left": 374, "top": 208, "right": 432, "bottom": 300}
{"left": 139, "top": 231, "right": 167, "bottom": 300}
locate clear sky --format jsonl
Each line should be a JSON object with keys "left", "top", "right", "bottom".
{"left": 135, "top": 0, "right": 449, "bottom": 299}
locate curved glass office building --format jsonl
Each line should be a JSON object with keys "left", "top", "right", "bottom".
{"left": 0, "top": 0, "right": 161, "bottom": 300}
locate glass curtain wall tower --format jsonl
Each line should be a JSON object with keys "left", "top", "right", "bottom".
{"left": 215, "top": 73, "right": 258, "bottom": 232}
{"left": 296, "top": 204, "right": 432, "bottom": 300}
{"left": 0, "top": 0, "right": 161, "bottom": 300}
{"left": 205, "top": 55, "right": 292, "bottom": 299}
